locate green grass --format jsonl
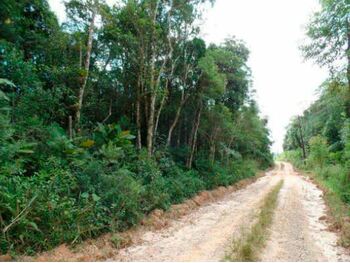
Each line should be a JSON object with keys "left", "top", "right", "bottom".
{"left": 224, "top": 180, "right": 284, "bottom": 262}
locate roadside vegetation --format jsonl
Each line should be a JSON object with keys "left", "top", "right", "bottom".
{"left": 225, "top": 180, "right": 284, "bottom": 262}
{"left": 281, "top": 0, "right": 350, "bottom": 248}
{"left": 0, "top": 0, "right": 274, "bottom": 255}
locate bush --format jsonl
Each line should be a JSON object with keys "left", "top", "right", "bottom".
{"left": 141, "top": 176, "right": 171, "bottom": 213}
{"left": 315, "top": 164, "right": 350, "bottom": 203}
{"left": 307, "top": 136, "right": 329, "bottom": 168}
{"left": 283, "top": 149, "right": 350, "bottom": 204}
{"left": 177, "top": 170, "right": 205, "bottom": 199}
{"left": 0, "top": 165, "right": 84, "bottom": 254}
{"left": 97, "top": 169, "right": 143, "bottom": 231}
{"left": 235, "top": 159, "right": 258, "bottom": 179}
{"left": 133, "top": 150, "right": 162, "bottom": 184}
{"left": 280, "top": 150, "right": 305, "bottom": 169}
{"left": 0, "top": 120, "right": 264, "bottom": 255}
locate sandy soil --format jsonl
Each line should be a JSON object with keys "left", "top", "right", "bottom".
{"left": 261, "top": 162, "right": 350, "bottom": 262}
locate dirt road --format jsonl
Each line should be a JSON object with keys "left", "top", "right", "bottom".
{"left": 261, "top": 163, "right": 349, "bottom": 261}
{"left": 113, "top": 162, "right": 349, "bottom": 261}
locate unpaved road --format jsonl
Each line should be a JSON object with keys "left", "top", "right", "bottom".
{"left": 113, "top": 162, "right": 350, "bottom": 261}
{"left": 261, "top": 163, "right": 349, "bottom": 262}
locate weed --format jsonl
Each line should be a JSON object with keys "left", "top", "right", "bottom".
{"left": 225, "top": 180, "right": 284, "bottom": 261}
{"left": 110, "top": 234, "right": 131, "bottom": 249}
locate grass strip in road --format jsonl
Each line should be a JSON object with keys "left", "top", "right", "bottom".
{"left": 224, "top": 180, "right": 284, "bottom": 262}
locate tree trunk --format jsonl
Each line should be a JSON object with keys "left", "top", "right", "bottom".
{"left": 209, "top": 143, "right": 216, "bottom": 164}
{"left": 102, "top": 99, "right": 112, "bottom": 123}
{"left": 147, "top": 91, "right": 156, "bottom": 156}
{"left": 75, "top": 9, "right": 96, "bottom": 126}
{"left": 136, "top": 90, "right": 142, "bottom": 150}
{"left": 177, "top": 119, "right": 182, "bottom": 147}
{"left": 146, "top": 0, "right": 160, "bottom": 156}
{"left": 186, "top": 105, "right": 202, "bottom": 169}
{"left": 346, "top": 30, "right": 350, "bottom": 117}
{"left": 226, "top": 137, "right": 234, "bottom": 166}
{"left": 68, "top": 115, "right": 73, "bottom": 140}
{"left": 79, "top": 41, "right": 82, "bottom": 68}
{"left": 136, "top": 75, "right": 142, "bottom": 150}
{"left": 152, "top": 2, "right": 175, "bottom": 151}
{"left": 297, "top": 116, "right": 307, "bottom": 161}
{"left": 209, "top": 128, "right": 218, "bottom": 164}
{"left": 153, "top": 91, "right": 167, "bottom": 147}
{"left": 166, "top": 92, "right": 188, "bottom": 146}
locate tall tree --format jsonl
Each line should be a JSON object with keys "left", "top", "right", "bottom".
{"left": 65, "top": 0, "right": 102, "bottom": 127}
{"left": 302, "top": 0, "right": 350, "bottom": 115}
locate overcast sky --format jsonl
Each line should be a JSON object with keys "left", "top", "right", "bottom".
{"left": 49, "top": 0, "right": 329, "bottom": 153}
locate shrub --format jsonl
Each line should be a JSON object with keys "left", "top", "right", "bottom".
{"left": 318, "top": 164, "right": 350, "bottom": 203}
{"left": 0, "top": 121, "right": 264, "bottom": 255}
{"left": 97, "top": 168, "right": 143, "bottom": 231}
{"left": 280, "top": 150, "right": 305, "bottom": 169}
{"left": 133, "top": 150, "right": 162, "bottom": 184}
{"left": 141, "top": 176, "right": 171, "bottom": 213}
{"left": 307, "top": 136, "right": 329, "bottom": 168}
{"left": 165, "top": 171, "right": 205, "bottom": 204}
{"left": 0, "top": 165, "right": 83, "bottom": 254}
{"left": 178, "top": 170, "right": 205, "bottom": 198}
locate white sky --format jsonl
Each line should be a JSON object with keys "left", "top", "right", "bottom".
{"left": 200, "top": 0, "right": 328, "bottom": 153}
{"left": 49, "top": 0, "right": 329, "bottom": 153}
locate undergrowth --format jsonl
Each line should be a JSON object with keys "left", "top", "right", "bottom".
{"left": 0, "top": 122, "right": 263, "bottom": 255}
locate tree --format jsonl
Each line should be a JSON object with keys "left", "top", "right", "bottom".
{"left": 186, "top": 49, "right": 225, "bottom": 168}
{"left": 302, "top": 0, "right": 350, "bottom": 115}
{"left": 65, "top": 0, "right": 104, "bottom": 127}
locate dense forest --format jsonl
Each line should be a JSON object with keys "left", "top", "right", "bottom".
{"left": 0, "top": 0, "right": 273, "bottom": 254}
{"left": 282, "top": 0, "right": 350, "bottom": 206}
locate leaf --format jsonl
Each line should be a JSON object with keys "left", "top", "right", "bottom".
{"left": 64, "top": 148, "right": 76, "bottom": 154}
{"left": 17, "top": 149, "right": 35, "bottom": 154}
{"left": 0, "top": 90, "right": 9, "bottom": 101}
{"left": 81, "top": 192, "right": 89, "bottom": 199}
{"left": 92, "top": 193, "right": 100, "bottom": 202}
{"left": 28, "top": 221, "right": 41, "bottom": 232}
{"left": 120, "top": 130, "right": 135, "bottom": 140}
{"left": 0, "top": 78, "right": 15, "bottom": 87}
{"left": 120, "top": 130, "right": 130, "bottom": 136}
{"left": 80, "top": 139, "right": 95, "bottom": 148}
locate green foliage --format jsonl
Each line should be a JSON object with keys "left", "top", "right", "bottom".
{"left": 307, "top": 136, "right": 329, "bottom": 168}
{"left": 167, "top": 170, "right": 205, "bottom": 203}
{"left": 0, "top": 0, "right": 273, "bottom": 255}
{"left": 283, "top": 79, "right": 350, "bottom": 207}
{"left": 0, "top": 114, "right": 263, "bottom": 254}
{"left": 301, "top": 0, "right": 349, "bottom": 72}
{"left": 98, "top": 169, "right": 143, "bottom": 230}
